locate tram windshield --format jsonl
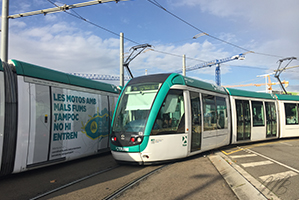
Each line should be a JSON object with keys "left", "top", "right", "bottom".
{"left": 112, "top": 83, "right": 161, "bottom": 133}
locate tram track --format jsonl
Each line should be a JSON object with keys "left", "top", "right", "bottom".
{"left": 28, "top": 163, "right": 170, "bottom": 200}
{"left": 103, "top": 164, "right": 170, "bottom": 200}
{"left": 30, "top": 165, "right": 120, "bottom": 200}
{"left": 0, "top": 152, "right": 170, "bottom": 200}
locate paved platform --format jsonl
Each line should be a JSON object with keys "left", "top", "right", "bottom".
{"left": 210, "top": 152, "right": 270, "bottom": 200}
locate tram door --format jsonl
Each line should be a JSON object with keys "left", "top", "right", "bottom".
{"left": 190, "top": 92, "right": 201, "bottom": 152}
{"left": 236, "top": 100, "right": 251, "bottom": 141}
{"left": 27, "top": 84, "right": 51, "bottom": 165}
{"left": 265, "top": 102, "right": 277, "bottom": 137}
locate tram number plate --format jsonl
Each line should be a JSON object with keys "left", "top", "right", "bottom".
{"left": 116, "top": 147, "right": 129, "bottom": 151}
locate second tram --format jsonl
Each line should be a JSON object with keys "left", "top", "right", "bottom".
{"left": 0, "top": 59, "right": 119, "bottom": 176}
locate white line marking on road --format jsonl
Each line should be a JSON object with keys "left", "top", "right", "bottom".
{"left": 230, "top": 154, "right": 257, "bottom": 159}
{"left": 244, "top": 148, "right": 299, "bottom": 174}
{"left": 242, "top": 160, "right": 273, "bottom": 168}
{"left": 259, "top": 171, "right": 298, "bottom": 182}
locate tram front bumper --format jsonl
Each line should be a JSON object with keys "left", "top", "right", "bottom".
{"left": 111, "top": 151, "right": 143, "bottom": 165}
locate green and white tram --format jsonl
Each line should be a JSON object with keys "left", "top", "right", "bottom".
{"left": 110, "top": 73, "right": 231, "bottom": 164}
{"left": 110, "top": 73, "right": 299, "bottom": 164}
{"left": 0, "top": 60, "right": 119, "bottom": 176}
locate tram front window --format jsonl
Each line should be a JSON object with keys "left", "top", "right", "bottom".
{"left": 151, "top": 90, "right": 185, "bottom": 135}
{"left": 112, "top": 83, "right": 161, "bottom": 133}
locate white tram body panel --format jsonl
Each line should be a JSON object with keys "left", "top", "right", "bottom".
{"left": 277, "top": 100, "right": 299, "bottom": 138}
{"left": 227, "top": 88, "right": 279, "bottom": 144}
{"left": 141, "top": 134, "right": 189, "bottom": 163}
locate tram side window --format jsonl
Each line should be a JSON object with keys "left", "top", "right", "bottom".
{"left": 203, "top": 94, "right": 217, "bottom": 131}
{"left": 285, "top": 103, "right": 298, "bottom": 125}
{"left": 151, "top": 90, "right": 185, "bottom": 135}
{"left": 216, "top": 97, "right": 228, "bottom": 129}
{"left": 252, "top": 101, "right": 264, "bottom": 126}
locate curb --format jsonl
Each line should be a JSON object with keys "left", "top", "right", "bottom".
{"left": 209, "top": 151, "right": 279, "bottom": 200}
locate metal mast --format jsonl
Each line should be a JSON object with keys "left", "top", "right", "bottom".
{"left": 1, "top": 0, "right": 9, "bottom": 62}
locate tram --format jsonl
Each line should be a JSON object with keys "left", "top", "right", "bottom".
{"left": 0, "top": 59, "right": 119, "bottom": 176}
{"left": 110, "top": 73, "right": 299, "bottom": 164}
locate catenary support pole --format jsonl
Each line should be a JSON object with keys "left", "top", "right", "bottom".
{"left": 1, "top": 0, "right": 9, "bottom": 62}
{"left": 183, "top": 54, "right": 186, "bottom": 76}
{"left": 120, "top": 32, "right": 124, "bottom": 87}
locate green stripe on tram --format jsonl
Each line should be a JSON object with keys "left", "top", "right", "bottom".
{"left": 275, "top": 94, "right": 299, "bottom": 101}
{"left": 225, "top": 87, "right": 276, "bottom": 99}
{"left": 184, "top": 76, "right": 227, "bottom": 94}
{"left": 10, "top": 59, "right": 118, "bottom": 93}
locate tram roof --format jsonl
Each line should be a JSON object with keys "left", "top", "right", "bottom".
{"left": 275, "top": 94, "right": 299, "bottom": 101}
{"left": 126, "top": 73, "right": 228, "bottom": 94}
{"left": 10, "top": 59, "right": 119, "bottom": 94}
{"left": 183, "top": 76, "right": 228, "bottom": 94}
{"left": 127, "top": 73, "right": 172, "bottom": 86}
{"left": 225, "top": 87, "right": 276, "bottom": 100}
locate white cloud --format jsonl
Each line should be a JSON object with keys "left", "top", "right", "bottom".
{"left": 169, "top": 0, "right": 299, "bottom": 56}
{"left": 8, "top": 22, "right": 120, "bottom": 76}
{"left": 10, "top": 20, "right": 27, "bottom": 28}
{"left": 3, "top": 0, "right": 298, "bottom": 88}
{"left": 170, "top": 0, "right": 298, "bottom": 89}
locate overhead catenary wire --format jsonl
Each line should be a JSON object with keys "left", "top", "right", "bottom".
{"left": 46, "top": 0, "right": 211, "bottom": 63}
{"left": 147, "top": 0, "right": 250, "bottom": 51}
{"left": 149, "top": 49, "right": 269, "bottom": 70}
{"left": 148, "top": 49, "right": 206, "bottom": 62}
{"left": 45, "top": 0, "right": 277, "bottom": 72}
{"left": 46, "top": 0, "right": 139, "bottom": 45}
{"left": 147, "top": 0, "right": 286, "bottom": 59}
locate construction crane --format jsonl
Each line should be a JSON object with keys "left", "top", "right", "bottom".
{"left": 175, "top": 52, "right": 251, "bottom": 86}
{"left": 224, "top": 78, "right": 289, "bottom": 93}
{"left": 224, "top": 62, "right": 299, "bottom": 93}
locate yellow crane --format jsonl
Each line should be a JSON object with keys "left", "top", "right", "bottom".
{"left": 224, "top": 75, "right": 289, "bottom": 93}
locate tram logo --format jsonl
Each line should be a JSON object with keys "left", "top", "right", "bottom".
{"left": 182, "top": 136, "right": 188, "bottom": 146}
{"left": 121, "top": 134, "right": 125, "bottom": 140}
{"left": 81, "top": 108, "right": 111, "bottom": 140}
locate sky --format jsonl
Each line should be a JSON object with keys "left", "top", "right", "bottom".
{"left": 2, "top": 0, "right": 299, "bottom": 92}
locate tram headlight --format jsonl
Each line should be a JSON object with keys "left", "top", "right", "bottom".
{"left": 111, "top": 136, "right": 117, "bottom": 142}
{"left": 137, "top": 137, "right": 142, "bottom": 143}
